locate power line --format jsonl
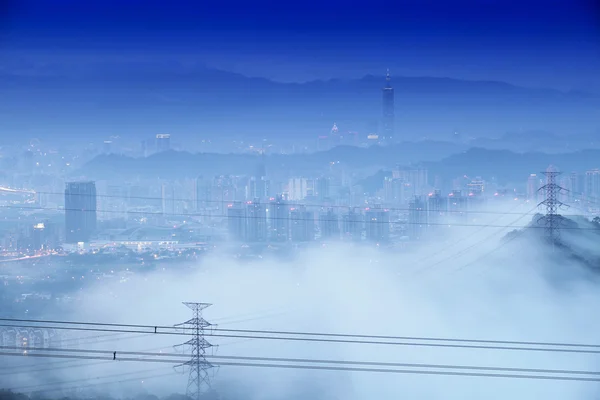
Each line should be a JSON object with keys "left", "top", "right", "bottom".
{"left": 4, "top": 317, "right": 600, "bottom": 349}
{"left": 0, "top": 309, "right": 279, "bottom": 373}
{"left": 405, "top": 203, "right": 538, "bottom": 278}
{"left": 0, "top": 337, "right": 248, "bottom": 377}
{"left": 3, "top": 345, "right": 600, "bottom": 377}
{"left": 2, "top": 350, "right": 600, "bottom": 383}
{"left": 29, "top": 189, "right": 544, "bottom": 216}
{"left": 0, "top": 333, "right": 145, "bottom": 373}
{"left": 1, "top": 203, "right": 597, "bottom": 231}
{"left": 2, "top": 320, "right": 600, "bottom": 354}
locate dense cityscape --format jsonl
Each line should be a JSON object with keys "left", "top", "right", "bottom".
{"left": 1, "top": 74, "right": 598, "bottom": 259}
{"left": 1, "top": 1, "right": 600, "bottom": 399}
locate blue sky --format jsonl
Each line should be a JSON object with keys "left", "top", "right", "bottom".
{"left": 1, "top": 0, "right": 599, "bottom": 91}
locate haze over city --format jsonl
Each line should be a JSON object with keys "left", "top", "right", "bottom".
{"left": 0, "top": 0, "right": 600, "bottom": 399}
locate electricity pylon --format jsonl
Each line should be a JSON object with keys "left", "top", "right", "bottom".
{"left": 174, "top": 302, "right": 216, "bottom": 400}
{"left": 537, "top": 165, "right": 568, "bottom": 245}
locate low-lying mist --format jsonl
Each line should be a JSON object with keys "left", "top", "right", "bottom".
{"left": 3, "top": 210, "right": 600, "bottom": 400}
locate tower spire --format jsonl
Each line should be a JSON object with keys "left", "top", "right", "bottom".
{"left": 382, "top": 69, "right": 395, "bottom": 143}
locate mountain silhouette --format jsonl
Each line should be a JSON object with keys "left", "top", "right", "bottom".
{"left": 1, "top": 65, "right": 598, "bottom": 143}
{"left": 75, "top": 145, "right": 600, "bottom": 192}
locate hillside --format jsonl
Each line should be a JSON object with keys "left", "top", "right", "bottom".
{"left": 75, "top": 147, "right": 600, "bottom": 188}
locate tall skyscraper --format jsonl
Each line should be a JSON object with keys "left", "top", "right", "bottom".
{"left": 447, "top": 190, "right": 468, "bottom": 223}
{"left": 227, "top": 202, "right": 246, "bottom": 241}
{"left": 161, "top": 183, "right": 175, "bottom": 215}
{"left": 427, "top": 190, "right": 446, "bottom": 225}
{"left": 365, "top": 205, "right": 390, "bottom": 242}
{"left": 342, "top": 208, "right": 363, "bottom": 241}
{"left": 527, "top": 174, "right": 540, "bottom": 201}
{"left": 316, "top": 177, "right": 331, "bottom": 202}
{"left": 287, "top": 178, "right": 310, "bottom": 201}
{"left": 383, "top": 177, "right": 411, "bottom": 205}
{"left": 382, "top": 69, "right": 395, "bottom": 143}
{"left": 65, "top": 181, "right": 97, "bottom": 243}
{"left": 194, "top": 176, "right": 212, "bottom": 211}
{"left": 270, "top": 195, "right": 290, "bottom": 242}
{"left": 246, "top": 199, "right": 268, "bottom": 242}
{"left": 392, "top": 166, "right": 428, "bottom": 196}
{"left": 290, "top": 206, "right": 315, "bottom": 242}
{"left": 585, "top": 169, "right": 600, "bottom": 200}
{"left": 408, "top": 196, "right": 426, "bottom": 240}
{"left": 319, "top": 208, "right": 339, "bottom": 240}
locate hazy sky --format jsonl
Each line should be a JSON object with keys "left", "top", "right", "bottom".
{"left": 1, "top": 0, "right": 599, "bottom": 91}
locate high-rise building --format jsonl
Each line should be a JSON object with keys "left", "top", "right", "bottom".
{"left": 382, "top": 70, "right": 395, "bottom": 143}
{"left": 319, "top": 208, "right": 339, "bottom": 240}
{"left": 447, "top": 190, "right": 468, "bottom": 223}
{"left": 227, "top": 202, "right": 246, "bottom": 241}
{"left": 408, "top": 196, "right": 426, "bottom": 240}
{"left": 156, "top": 134, "right": 171, "bottom": 152}
{"left": 527, "top": 174, "right": 540, "bottom": 201}
{"left": 383, "top": 177, "right": 411, "bottom": 205}
{"left": 247, "top": 177, "right": 270, "bottom": 200}
{"left": 342, "top": 208, "right": 363, "bottom": 241}
{"left": 564, "top": 172, "right": 581, "bottom": 202}
{"left": 256, "top": 155, "right": 267, "bottom": 179}
{"left": 467, "top": 177, "right": 485, "bottom": 195}
{"left": 287, "top": 178, "right": 309, "bottom": 201}
{"left": 316, "top": 177, "right": 331, "bottom": 202}
{"left": 246, "top": 199, "right": 268, "bottom": 242}
{"left": 194, "top": 176, "right": 212, "bottom": 211}
{"left": 365, "top": 205, "right": 390, "bottom": 242}
{"left": 427, "top": 190, "right": 446, "bottom": 227}
{"left": 290, "top": 206, "right": 315, "bottom": 242}
{"left": 65, "top": 181, "right": 97, "bottom": 243}
{"left": 585, "top": 169, "right": 600, "bottom": 201}
{"left": 392, "top": 166, "right": 428, "bottom": 196}
{"left": 270, "top": 195, "right": 290, "bottom": 242}
{"left": 161, "top": 183, "right": 175, "bottom": 216}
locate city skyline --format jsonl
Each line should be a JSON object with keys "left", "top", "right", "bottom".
{"left": 1, "top": 1, "right": 600, "bottom": 399}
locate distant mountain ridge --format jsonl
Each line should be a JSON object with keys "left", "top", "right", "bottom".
{"left": 74, "top": 141, "right": 465, "bottom": 181}
{"left": 75, "top": 145, "right": 600, "bottom": 189}
{"left": 0, "top": 64, "right": 598, "bottom": 143}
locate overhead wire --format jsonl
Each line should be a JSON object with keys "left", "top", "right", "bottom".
{"left": 1, "top": 201, "right": 598, "bottom": 231}
{"left": 3, "top": 344, "right": 600, "bottom": 378}
{"left": 2, "top": 319, "right": 600, "bottom": 354}
{"left": 1, "top": 350, "right": 600, "bottom": 384}
{"left": 404, "top": 203, "right": 539, "bottom": 278}
{"left": 22, "top": 189, "right": 546, "bottom": 216}
{"left": 5, "top": 317, "right": 600, "bottom": 349}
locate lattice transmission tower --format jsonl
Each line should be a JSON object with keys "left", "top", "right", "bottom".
{"left": 537, "top": 165, "right": 568, "bottom": 244}
{"left": 174, "top": 302, "right": 217, "bottom": 400}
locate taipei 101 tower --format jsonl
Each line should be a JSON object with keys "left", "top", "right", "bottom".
{"left": 382, "top": 69, "right": 395, "bottom": 143}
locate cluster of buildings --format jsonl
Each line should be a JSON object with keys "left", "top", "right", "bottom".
{"left": 1, "top": 72, "right": 599, "bottom": 257}
{"left": 226, "top": 198, "right": 391, "bottom": 243}
{"left": 4, "top": 155, "right": 599, "bottom": 257}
